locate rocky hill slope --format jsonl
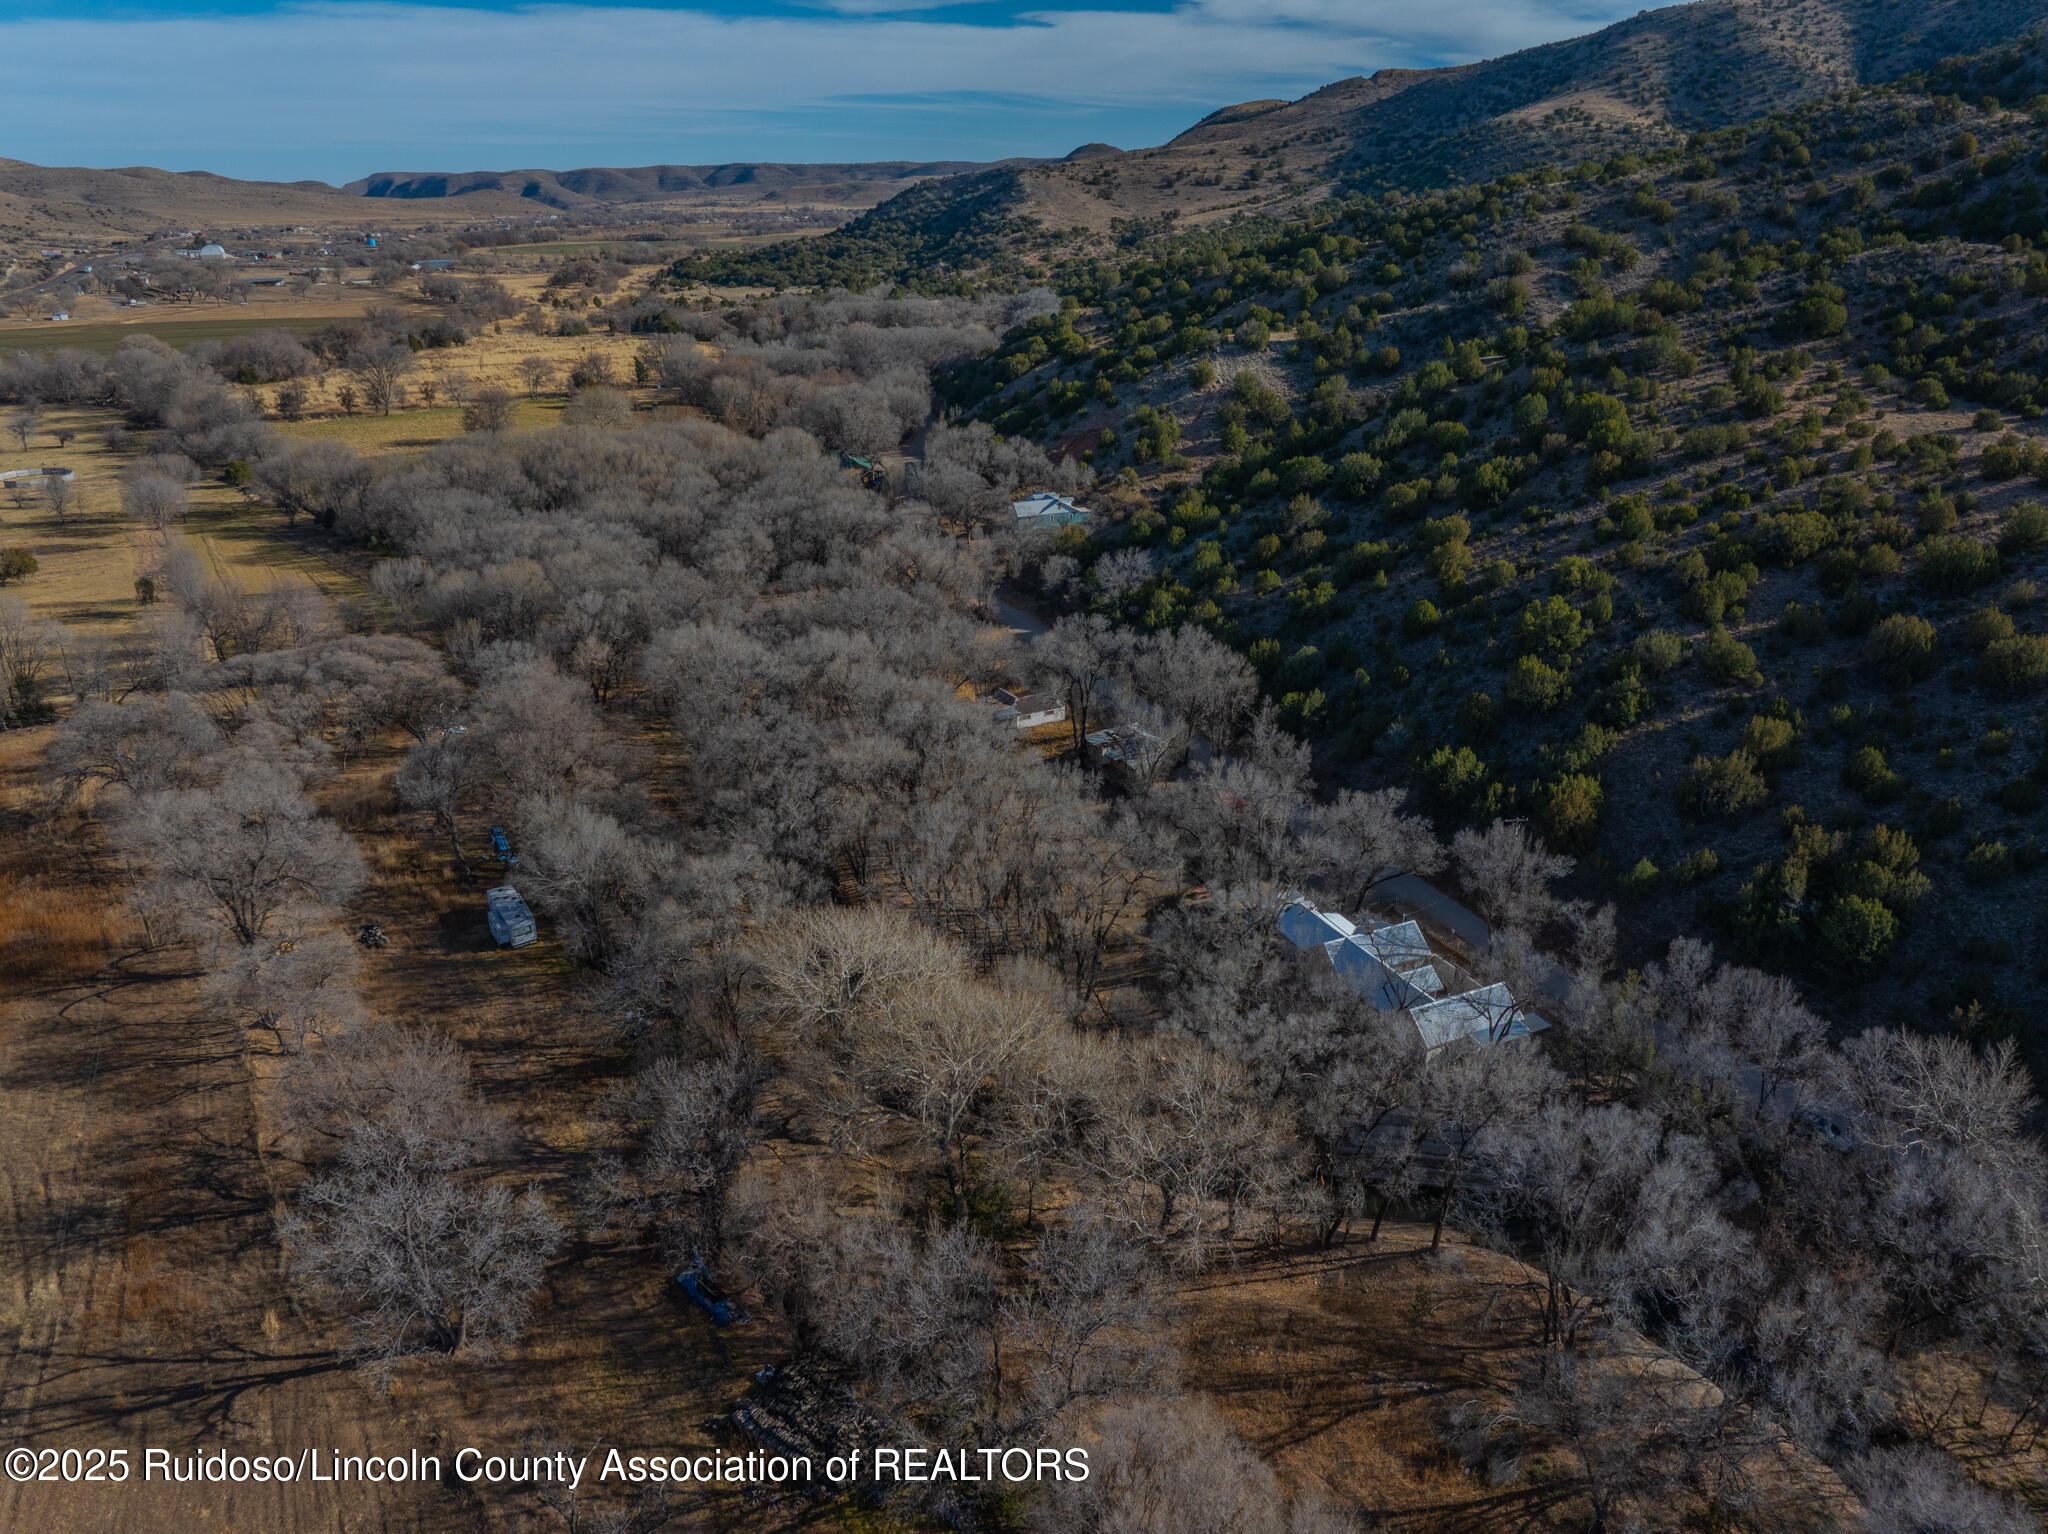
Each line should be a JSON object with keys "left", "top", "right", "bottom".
{"left": 682, "top": 0, "right": 2047, "bottom": 287}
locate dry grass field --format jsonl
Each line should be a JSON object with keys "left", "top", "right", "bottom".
{"left": 0, "top": 405, "right": 360, "bottom": 677}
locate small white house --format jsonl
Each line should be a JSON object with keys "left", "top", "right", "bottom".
{"left": 991, "top": 687, "right": 1067, "bottom": 731}
{"left": 1011, "top": 491, "right": 1091, "bottom": 529}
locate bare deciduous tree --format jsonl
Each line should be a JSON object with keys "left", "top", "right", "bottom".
{"left": 512, "top": 793, "right": 654, "bottom": 968}
{"left": 1130, "top": 622, "right": 1259, "bottom": 771}
{"left": 1036, "top": 613, "right": 1128, "bottom": 750}
{"left": 1305, "top": 787, "right": 1447, "bottom": 912}
{"left": 252, "top": 438, "right": 375, "bottom": 528}
{"left": 1035, "top": 1397, "right": 1288, "bottom": 1534}
{"left": 118, "top": 761, "right": 367, "bottom": 946}
{"left": 202, "top": 918, "right": 366, "bottom": 1053}
{"left": 345, "top": 342, "right": 416, "bottom": 416}
{"left": 1850, "top": 1446, "right": 2038, "bottom": 1534}
{"left": 285, "top": 1167, "right": 560, "bottom": 1369}
{"left": 1453, "top": 818, "right": 1572, "bottom": 935}
{"left": 279, "top": 1024, "right": 559, "bottom": 1370}
{"left": 462, "top": 386, "right": 515, "bottom": 434}
{"left": 1002, "top": 1216, "right": 1172, "bottom": 1427}
{"left": 563, "top": 386, "right": 632, "bottom": 430}
{"left": 120, "top": 464, "right": 189, "bottom": 535}
{"left": 396, "top": 727, "right": 482, "bottom": 874}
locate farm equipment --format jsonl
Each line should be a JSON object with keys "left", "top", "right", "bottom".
{"left": 838, "top": 453, "right": 887, "bottom": 493}
{"left": 673, "top": 1266, "right": 748, "bottom": 1326}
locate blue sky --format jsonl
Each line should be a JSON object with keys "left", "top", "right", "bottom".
{"left": 0, "top": 0, "right": 1647, "bottom": 183}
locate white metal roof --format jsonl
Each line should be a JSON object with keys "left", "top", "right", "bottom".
{"left": 1409, "top": 983, "right": 1536, "bottom": 1052}
{"left": 1332, "top": 937, "right": 1439, "bottom": 1012}
{"left": 1012, "top": 491, "right": 1090, "bottom": 520}
{"left": 1355, "top": 919, "right": 1432, "bottom": 971}
{"left": 1275, "top": 899, "right": 1542, "bottom": 1053}
{"left": 1278, "top": 901, "right": 1357, "bottom": 949}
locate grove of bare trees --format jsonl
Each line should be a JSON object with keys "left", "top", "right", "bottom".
{"left": 18, "top": 287, "right": 2048, "bottom": 1532}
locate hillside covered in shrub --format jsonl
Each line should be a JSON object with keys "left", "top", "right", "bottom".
{"left": 936, "top": 40, "right": 2048, "bottom": 1044}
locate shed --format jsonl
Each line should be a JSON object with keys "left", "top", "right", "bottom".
{"left": 486, "top": 885, "right": 537, "bottom": 948}
{"left": 1085, "top": 723, "right": 1165, "bottom": 779}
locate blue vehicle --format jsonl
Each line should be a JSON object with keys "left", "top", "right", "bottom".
{"left": 673, "top": 1266, "right": 747, "bottom": 1326}
{"left": 491, "top": 826, "right": 516, "bottom": 866}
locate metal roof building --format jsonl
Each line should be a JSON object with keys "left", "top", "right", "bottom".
{"left": 1011, "top": 491, "right": 1091, "bottom": 528}
{"left": 1279, "top": 897, "right": 1546, "bottom": 1056}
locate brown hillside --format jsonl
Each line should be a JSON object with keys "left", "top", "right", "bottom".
{"left": 884, "top": 0, "right": 2047, "bottom": 259}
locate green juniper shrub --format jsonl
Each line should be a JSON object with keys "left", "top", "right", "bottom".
{"left": 1922, "top": 795, "right": 1967, "bottom": 839}
{"left": 1536, "top": 773, "right": 1604, "bottom": 855}
{"left": 1674, "top": 847, "right": 1721, "bottom": 884}
{"left": 1632, "top": 630, "right": 1685, "bottom": 674}
{"left": 1505, "top": 654, "right": 1572, "bottom": 711}
{"left": 1679, "top": 749, "right": 1768, "bottom": 820}
{"left": 1863, "top": 613, "right": 1938, "bottom": 686}
{"left": 1966, "top": 839, "right": 2015, "bottom": 884}
{"left": 1962, "top": 607, "right": 2017, "bottom": 650}
{"left": 1844, "top": 744, "right": 1904, "bottom": 803}
{"left": 2000, "top": 502, "right": 2048, "bottom": 554}
{"left": 1700, "top": 628, "right": 1760, "bottom": 686}
{"left": 1980, "top": 635, "right": 2048, "bottom": 694}
{"left": 1919, "top": 536, "right": 2000, "bottom": 594}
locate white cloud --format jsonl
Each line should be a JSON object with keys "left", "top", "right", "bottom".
{"left": 0, "top": 0, "right": 1646, "bottom": 181}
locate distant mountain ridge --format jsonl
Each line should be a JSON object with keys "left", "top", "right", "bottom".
{"left": 0, "top": 153, "right": 1044, "bottom": 259}
{"left": 345, "top": 160, "right": 1043, "bottom": 211}
{"left": 681, "top": 0, "right": 2048, "bottom": 288}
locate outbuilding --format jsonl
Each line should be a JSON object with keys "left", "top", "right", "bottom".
{"left": 990, "top": 687, "right": 1067, "bottom": 731}
{"left": 1011, "top": 491, "right": 1091, "bottom": 529}
{"left": 486, "top": 885, "right": 538, "bottom": 948}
